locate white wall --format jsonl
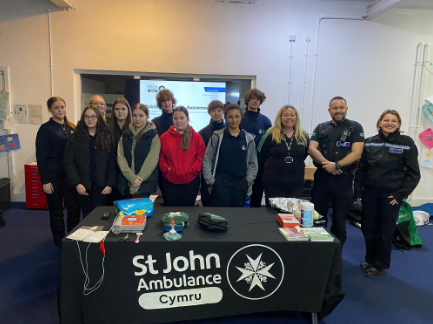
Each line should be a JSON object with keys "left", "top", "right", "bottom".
{"left": 0, "top": 0, "right": 432, "bottom": 205}
{"left": 314, "top": 9, "right": 433, "bottom": 205}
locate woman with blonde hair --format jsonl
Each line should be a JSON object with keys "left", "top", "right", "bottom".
{"left": 257, "top": 105, "right": 309, "bottom": 205}
{"left": 88, "top": 95, "right": 109, "bottom": 123}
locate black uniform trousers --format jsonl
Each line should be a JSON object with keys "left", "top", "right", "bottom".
{"left": 263, "top": 178, "right": 304, "bottom": 207}
{"left": 158, "top": 170, "right": 166, "bottom": 203}
{"left": 106, "top": 166, "right": 122, "bottom": 206}
{"left": 249, "top": 167, "right": 264, "bottom": 207}
{"left": 311, "top": 169, "right": 353, "bottom": 247}
{"left": 361, "top": 188, "right": 400, "bottom": 270}
{"left": 76, "top": 187, "right": 108, "bottom": 218}
{"left": 213, "top": 172, "right": 248, "bottom": 207}
{"left": 45, "top": 177, "right": 80, "bottom": 246}
{"left": 162, "top": 176, "right": 200, "bottom": 207}
{"left": 200, "top": 173, "right": 213, "bottom": 207}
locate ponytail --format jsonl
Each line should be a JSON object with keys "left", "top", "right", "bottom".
{"left": 65, "top": 116, "right": 76, "bottom": 130}
{"left": 173, "top": 106, "right": 191, "bottom": 151}
{"left": 181, "top": 125, "right": 191, "bottom": 151}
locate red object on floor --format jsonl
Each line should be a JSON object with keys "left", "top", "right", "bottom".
{"left": 24, "top": 161, "right": 48, "bottom": 209}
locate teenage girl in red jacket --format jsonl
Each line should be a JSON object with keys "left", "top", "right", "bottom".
{"left": 159, "top": 106, "right": 205, "bottom": 206}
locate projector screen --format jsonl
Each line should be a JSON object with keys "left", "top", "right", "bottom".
{"left": 140, "top": 80, "right": 226, "bottom": 131}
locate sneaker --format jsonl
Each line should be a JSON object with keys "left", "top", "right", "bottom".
{"left": 359, "top": 261, "right": 372, "bottom": 270}
{"left": 364, "top": 266, "right": 385, "bottom": 278}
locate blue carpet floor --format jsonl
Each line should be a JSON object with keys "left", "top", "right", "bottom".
{"left": 0, "top": 208, "right": 432, "bottom": 324}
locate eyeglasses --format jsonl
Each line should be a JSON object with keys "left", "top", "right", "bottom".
{"left": 84, "top": 115, "right": 97, "bottom": 120}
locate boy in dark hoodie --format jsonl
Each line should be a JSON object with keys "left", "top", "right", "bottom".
{"left": 240, "top": 89, "right": 272, "bottom": 207}
{"left": 198, "top": 100, "right": 227, "bottom": 206}
{"left": 152, "top": 89, "right": 176, "bottom": 201}
{"left": 152, "top": 89, "right": 176, "bottom": 137}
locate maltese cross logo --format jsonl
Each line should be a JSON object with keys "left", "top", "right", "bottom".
{"left": 227, "top": 244, "right": 284, "bottom": 300}
{"left": 236, "top": 253, "right": 275, "bottom": 291}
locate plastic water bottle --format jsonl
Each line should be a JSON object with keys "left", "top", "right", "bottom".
{"left": 301, "top": 202, "right": 314, "bottom": 227}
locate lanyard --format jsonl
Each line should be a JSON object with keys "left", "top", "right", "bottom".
{"left": 283, "top": 135, "right": 294, "bottom": 156}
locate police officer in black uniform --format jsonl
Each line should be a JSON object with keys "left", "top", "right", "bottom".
{"left": 309, "top": 96, "right": 364, "bottom": 247}
{"left": 354, "top": 109, "right": 420, "bottom": 277}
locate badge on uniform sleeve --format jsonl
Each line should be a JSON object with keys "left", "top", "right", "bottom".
{"left": 336, "top": 141, "right": 350, "bottom": 147}
{"left": 390, "top": 148, "right": 403, "bottom": 154}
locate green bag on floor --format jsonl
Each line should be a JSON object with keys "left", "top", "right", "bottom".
{"left": 394, "top": 200, "right": 422, "bottom": 249}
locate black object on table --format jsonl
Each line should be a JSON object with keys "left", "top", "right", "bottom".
{"left": 59, "top": 206, "right": 344, "bottom": 324}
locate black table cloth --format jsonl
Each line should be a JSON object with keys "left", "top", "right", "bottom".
{"left": 59, "top": 206, "right": 344, "bottom": 324}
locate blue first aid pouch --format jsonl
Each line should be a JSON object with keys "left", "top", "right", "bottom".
{"left": 114, "top": 198, "right": 154, "bottom": 217}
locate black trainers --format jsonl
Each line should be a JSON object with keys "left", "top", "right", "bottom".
{"left": 359, "top": 261, "right": 372, "bottom": 270}
{"left": 364, "top": 266, "right": 384, "bottom": 278}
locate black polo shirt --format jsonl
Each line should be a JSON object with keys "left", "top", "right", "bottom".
{"left": 311, "top": 118, "right": 364, "bottom": 164}
{"left": 216, "top": 128, "right": 247, "bottom": 177}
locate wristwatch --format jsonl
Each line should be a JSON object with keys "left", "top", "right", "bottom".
{"left": 335, "top": 162, "right": 341, "bottom": 170}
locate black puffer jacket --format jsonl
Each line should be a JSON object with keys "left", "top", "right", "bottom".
{"left": 354, "top": 131, "right": 420, "bottom": 202}
{"left": 64, "top": 130, "right": 117, "bottom": 191}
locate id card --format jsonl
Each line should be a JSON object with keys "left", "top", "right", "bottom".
{"left": 390, "top": 148, "right": 403, "bottom": 154}
{"left": 336, "top": 141, "right": 350, "bottom": 147}
{"left": 284, "top": 156, "right": 294, "bottom": 163}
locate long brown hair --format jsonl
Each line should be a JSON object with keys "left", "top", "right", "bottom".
{"left": 75, "top": 105, "right": 114, "bottom": 151}
{"left": 131, "top": 103, "right": 150, "bottom": 143}
{"left": 109, "top": 98, "right": 132, "bottom": 143}
{"left": 174, "top": 106, "right": 191, "bottom": 151}
{"left": 46, "top": 96, "right": 75, "bottom": 129}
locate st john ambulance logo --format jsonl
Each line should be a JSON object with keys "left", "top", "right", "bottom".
{"left": 226, "top": 244, "right": 284, "bottom": 300}
{"left": 236, "top": 253, "right": 275, "bottom": 291}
